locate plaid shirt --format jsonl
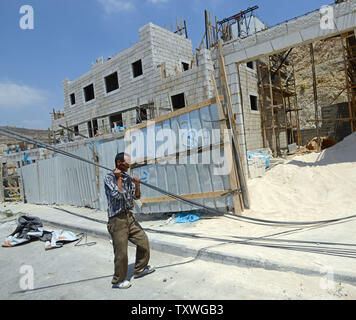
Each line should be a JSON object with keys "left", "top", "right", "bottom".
{"left": 104, "top": 172, "right": 139, "bottom": 218}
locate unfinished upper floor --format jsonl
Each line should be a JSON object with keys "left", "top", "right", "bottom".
{"left": 53, "top": 23, "right": 213, "bottom": 140}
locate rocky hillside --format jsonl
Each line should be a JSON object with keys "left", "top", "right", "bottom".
{"left": 290, "top": 36, "right": 347, "bottom": 129}
{"left": 0, "top": 126, "right": 52, "bottom": 152}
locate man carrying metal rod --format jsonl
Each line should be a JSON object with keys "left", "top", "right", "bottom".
{"left": 104, "top": 152, "right": 155, "bottom": 289}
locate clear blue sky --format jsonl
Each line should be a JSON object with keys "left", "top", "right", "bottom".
{"left": 0, "top": 0, "right": 331, "bottom": 129}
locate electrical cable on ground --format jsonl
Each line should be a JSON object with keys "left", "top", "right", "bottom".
{"left": 75, "top": 233, "right": 97, "bottom": 247}
{"left": 51, "top": 206, "right": 356, "bottom": 260}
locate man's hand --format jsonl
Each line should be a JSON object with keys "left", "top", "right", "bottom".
{"left": 132, "top": 176, "right": 140, "bottom": 185}
{"left": 113, "top": 168, "right": 122, "bottom": 178}
{"left": 114, "top": 168, "right": 124, "bottom": 191}
{"left": 132, "top": 176, "right": 141, "bottom": 198}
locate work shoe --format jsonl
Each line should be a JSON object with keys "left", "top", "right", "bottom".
{"left": 112, "top": 280, "right": 132, "bottom": 289}
{"left": 111, "top": 276, "right": 120, "bottom": 285}
{"left": 134, "top": 265, "right": 155, "bottom": 279}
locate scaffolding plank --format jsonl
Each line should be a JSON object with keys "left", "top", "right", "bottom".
{"left": 211, "top": 71, "right": 242, "bottom": 215}
{"left": 140, "top": 190, "right": 231, "bottom": 204}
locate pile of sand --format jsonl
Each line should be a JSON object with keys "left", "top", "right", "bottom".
{"left": 245, "top": 132, "right": 356, "bottom": 221}
{"left": 317, "top": 132, "right": 356, "bottom": 165}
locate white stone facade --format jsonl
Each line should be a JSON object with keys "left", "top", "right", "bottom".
{"left": 54, "top": 23, "right": 215, "bottom": 138}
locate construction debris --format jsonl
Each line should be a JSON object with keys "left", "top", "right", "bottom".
{"left": 2, "top": 215, "right": 80, "bottom": 250}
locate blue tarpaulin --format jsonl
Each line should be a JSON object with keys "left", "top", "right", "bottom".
{"left": 116, "top": 125, "right": 126, "bottom": 132}
{"left": 174, "top": 212, "right": 201, "bottom": 223}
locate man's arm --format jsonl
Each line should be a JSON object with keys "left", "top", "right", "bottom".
{"left": 114, "top": 168, "right": 124, "bottom": 192}
{"left": 104, "top": 172, "right": 126, "bottom": 199}
{"left": 132, "top": 176, "right": 141, "bottom": 199}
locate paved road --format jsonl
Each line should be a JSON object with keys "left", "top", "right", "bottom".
{"left": 1, "top": 220, "right": 355, "bottom": 300}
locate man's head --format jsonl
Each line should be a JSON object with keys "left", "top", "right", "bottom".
{"left": 115, "top": 152, "right": 131, "bottom": 172}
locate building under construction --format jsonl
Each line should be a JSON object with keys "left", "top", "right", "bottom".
{"left": 1, "top": 0, "right": 355, "bottom": 215}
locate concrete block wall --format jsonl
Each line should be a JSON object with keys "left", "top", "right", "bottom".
{"left": 297, "top": 128, "right": 317, "bottom": 146}
{"left": 211, "top": 47, "right": 264, "bottom": 175}
{"left": 55, "top": 23, "right": 205, "bottom": 138}
{"left": 152, "top": 48, "right": 215, "bottom": 111}
{"left": 52, "top": 115, "right": 67, "bottom": 131}
{"left": 122, "top": 109, "right": 137, "bottom": 128}
{"left": 320, "top": 102, "right": 351, "bottom": 142}
{"left": 98, "top": 117, "right": 110, "bottom": 135}
{"left": 149, "top": 23, "right": 194, "bottom": 76}
{"left": 78, "top": 123, "right": 88, "bottom": 137}
{"left": 60, "top": 27, "right": 155, "bottom": 137}
{"left": 237, "top": 63, "right": 264, "bottom": 152}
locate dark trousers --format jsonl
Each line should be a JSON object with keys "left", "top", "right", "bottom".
{"left": 107, "top": 210, "right": 150, "bottom": 282}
